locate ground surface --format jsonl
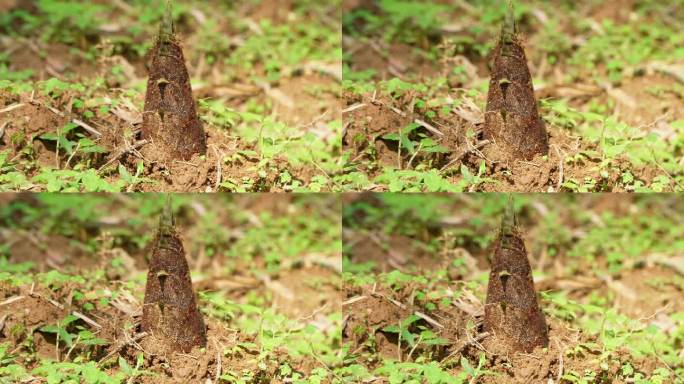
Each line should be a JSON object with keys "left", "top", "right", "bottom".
{"left": 0, "top": 194, "right": 343, "bottom": 383}
{"left": 0, "top": 0, "right": 342, "bottom": 192}
{"left": 341, "top": 0, "right": 684, "bottom": 192}
{"left": 342, "top": 194, "right": 684, "bottom": 383}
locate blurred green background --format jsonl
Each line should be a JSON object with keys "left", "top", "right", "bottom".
{"left": 343, "top": 0, "right": 684, "bottom": 82}
{"left": 343, "top": 193, "right": 684, "bottom": 276}
{"left": 0, "top": 193, "right": 341, "bottom": 275}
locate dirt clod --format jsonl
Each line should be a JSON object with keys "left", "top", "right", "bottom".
{"left": 141, "top": 197, "right": 207, "bottom": 353}
{"left": 141, "top": 1, "right": 207, "bottom": 161}
{"left": 483, "top": 198, "right": 548, "bottom": 353}
{"left": 484, "top": 3, "right": 548, "bottom": 160}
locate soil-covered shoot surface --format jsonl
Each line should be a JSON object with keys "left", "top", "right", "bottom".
{"left": 0, "top": 194, "right": 343, "bottom": 383}
{"left": 0, "top": 0, "right": 341, "bottom": 192}
{"left": 342, "top": 194, "right": 684, "bottom": 383}
{"left": 341, "top": 0, "right": 684, "bottom": 192}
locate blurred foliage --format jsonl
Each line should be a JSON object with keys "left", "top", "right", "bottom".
{"left": 0, "top": 193, "right": 341, "bottom": 272}
{"left": 343, "top": 194, "right": 684, "bottom": 273}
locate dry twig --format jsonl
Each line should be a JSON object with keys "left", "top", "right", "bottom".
{"left": 414, "top": 311, "right": 444, "bottom": 329}
{"left": 441, "top": 332, "right": 490, "bottom": 362}
{"left": 414, "top": 118, "right": 444, "bottom": 137}
{"left": 98, "top": 140, "right": 149, "bottom": 172}
{"left": 0, "top": 103, "right": 25, "bottom": 114}
{"left": 440, "top": 140, "right": 490, "bottom": 172}
{"left": 72, "top": 119, "right": 102, "bottom": 138}
{"left": 72, "top": 311, "right": 102, "bottom": 329}
{"left": 0, "top": 296, "right": 25, "bottom": 306}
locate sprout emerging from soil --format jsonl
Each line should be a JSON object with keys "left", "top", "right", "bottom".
{"left": 141, "top": 0, "right": 207, "bottom": 161}
{"left": 483, "top": 1, "right": 548, "bottom": 160}
{"left": 484, "top": 197, "right": 548, "bottom": 352}
{"left": 142, "top": 196, "right": 206, "bottom": 353}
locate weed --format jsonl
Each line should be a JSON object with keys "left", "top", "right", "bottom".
{"left": 39, "top": 314, "right": 107, "bottom": 361}
{"left": 39, "top": 122, "right": 106, "bottom": 168}
{"left": 118, "top": 354, "right": 155, "bottom": 381}
{"left": 32, "top": 361, "right": 123, "bottom": 384}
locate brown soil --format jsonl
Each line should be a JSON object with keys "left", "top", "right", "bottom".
{"left": 342, "top": 91, "right": 463, "bottom": 169}
{"left": 343, "top": 283, "right": 470, "bottom": 363}
{"left": 6, "top": 232, "right": 89, "bottom": 271}
{"left": 345, "top": 231, "right": 446, "bottom": 273}
{"left": 609, "top": 265, "right": 684, "bottom": 318}
{"left": 276, "top": 74, "right": 342, "bottom": 129}
{"left": 273, "top": 265, "right": 342, "bottom": 319}
{"left": 346, "top": 41, "right": 440, "bottom": 81}
{"left": 2, "top": 40, "right": 100, "bottom": 82}
{"left": 477, "top": 318, "right": 598, "bottom": 384}
{"left": 613, "top": 74, "right": 684, "bottom": 127}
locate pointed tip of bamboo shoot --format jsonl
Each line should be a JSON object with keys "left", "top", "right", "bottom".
{"left": 159, "top": 195, "right": 175, "bottom": 235}
{"left": 502, "top": 0, "right": 516, "bottom": 41}
{"left": 501, "top": 195, "right": 517, "bottom": 235}
{"left": 159, "top": 0, "right": 174, "bottom": 41}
